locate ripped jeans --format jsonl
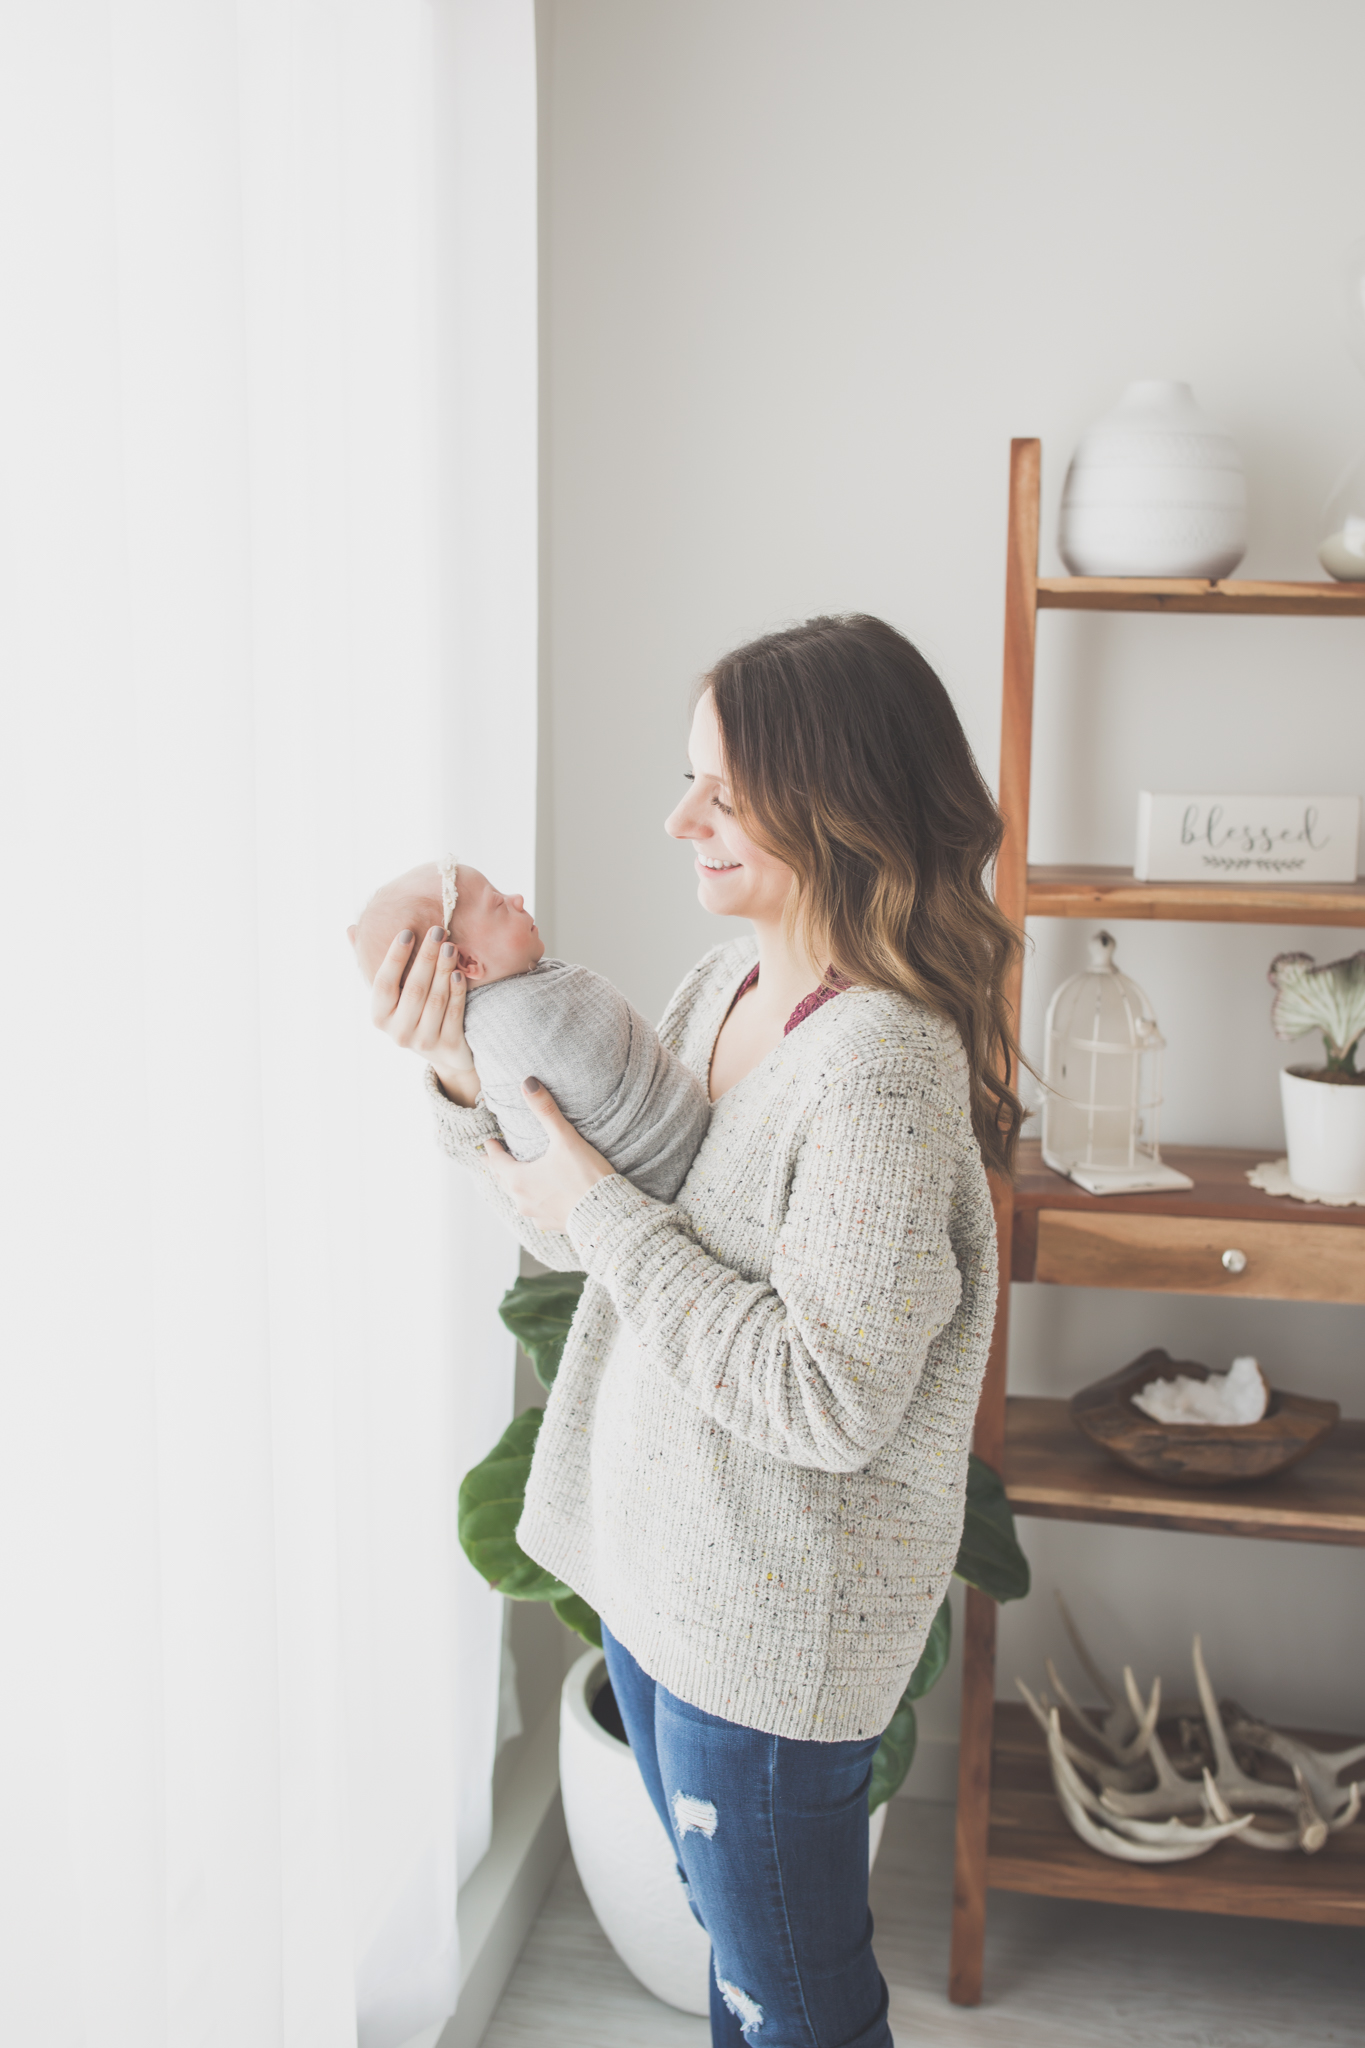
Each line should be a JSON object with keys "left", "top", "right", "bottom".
{"left": 601, "top": 1623, "right": 894, "bottom": 2048}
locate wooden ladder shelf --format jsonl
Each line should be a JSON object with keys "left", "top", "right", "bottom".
{"left": 948, "top": 441, "right": 1365, "bottom": 2005}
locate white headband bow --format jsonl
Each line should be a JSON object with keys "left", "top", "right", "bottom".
{"left": 438, "top": 856, "right": 460, "bottom": 932}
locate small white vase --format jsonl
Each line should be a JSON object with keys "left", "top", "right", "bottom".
{"left": 559, "top": 1649, "right": 887, "bottom": 2017}
{"left": 1058, "top": 380, "right": 1247, "bottom": 579}
{"left": 1280, "top": 1067, "right": 1365, "bottom": 1195}
{"left": 1318, "top": 446, "right": 1365, "bottom": 580}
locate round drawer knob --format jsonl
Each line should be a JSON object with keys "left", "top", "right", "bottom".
{"left": 1221, "top": 1248, "right": 1248, "bottom": 1275}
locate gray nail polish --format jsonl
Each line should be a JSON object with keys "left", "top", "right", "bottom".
{"left": 399, "top": 929, "right": 415, "bottom": 944}
{"left": 524, "top": 1075, "right": 543, "bottom": 1093}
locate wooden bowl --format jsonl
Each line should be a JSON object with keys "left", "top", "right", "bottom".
{"left": 1070, "top": 1349, "right": 1340, "bottom": 1487}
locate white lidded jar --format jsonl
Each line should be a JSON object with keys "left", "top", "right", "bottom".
{"left": 1058, "top": 380, "right": 1247, "bottom": 579}
{"left": 1042, "top": 932, "right": 1191, "bottom": 1195}
{"left": 1317, "top": 448, "right": 1365, "bottom": 580}
{"left": 1322, "top": 236, "right": 1365, "bottom": 580}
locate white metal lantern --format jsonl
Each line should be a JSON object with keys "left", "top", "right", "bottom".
{"left": 1041, "top": 931, "right": 1193, "bottom": 1195}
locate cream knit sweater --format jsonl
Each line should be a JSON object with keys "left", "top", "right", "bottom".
{"left": 428, "top": 936, "right": 998, "bottom": 1742}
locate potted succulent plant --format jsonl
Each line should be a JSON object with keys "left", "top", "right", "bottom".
{"left": 1269, "top": 949, "right": 1365, "bottom": 1196}
{"left": 459, "top": 1272, "right": 1031, "bottom": 2016}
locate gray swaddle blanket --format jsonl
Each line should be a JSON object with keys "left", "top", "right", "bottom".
{"left": 462, "top": 958, "right": 711, "bottom": 1202}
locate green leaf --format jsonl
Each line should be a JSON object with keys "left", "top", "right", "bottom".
{"left": 552, "top": 1592, "right": 603, "bottom": 1646}
{"left": 868, "top": 1692, "right": 918, "bottom": 1813}
{"left": 954, "top": 1452, "right": 1030, "bottom": 1604}
{"left": 458, "top": 1405, "right": 603, "bottom": 1646}
{"left": 904, "top": 1594, "right": 952, "bottom": 1700}
{"left": 868, "top": 1594, "right": 951, "bottom": 1813}
{"left": 458, "top": 1407, "right": 574, "bottom": 1601}
{"left": 498, "top": 1271, "right": 588, "bottom": 1390}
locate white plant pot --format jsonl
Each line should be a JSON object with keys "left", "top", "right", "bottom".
{"left": 560, "top": 1649, "right": 887, "bottom": 2017}
{"left": 1058, "top": 379, "right": 1246, "bottom": 579}
{"left": 1280, "top": 1067, "right": 1365, "bottom": 1196}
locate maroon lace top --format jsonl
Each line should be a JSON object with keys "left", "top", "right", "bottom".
{"left": 729, "top": 964, "right": 850, "bottom": 1035}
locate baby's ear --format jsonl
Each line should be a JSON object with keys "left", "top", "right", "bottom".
{"left": 455, "top": 947, "right": 482, "bottom": 982}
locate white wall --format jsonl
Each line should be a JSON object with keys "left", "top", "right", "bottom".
{"left": 536, "top": 0, "right": 1365, "bottom": 1768}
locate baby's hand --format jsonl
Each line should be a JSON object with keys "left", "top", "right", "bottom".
{"left": 367, "top": 925, "right": 480, "bottom": 1105}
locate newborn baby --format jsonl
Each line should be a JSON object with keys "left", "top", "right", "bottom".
{"left": 352, "top": 859, "right": 711, "bottom": 1203}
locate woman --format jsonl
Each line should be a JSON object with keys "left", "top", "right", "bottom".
{"left": 369, "top": 615, "right": 1021, "bottom": 2047}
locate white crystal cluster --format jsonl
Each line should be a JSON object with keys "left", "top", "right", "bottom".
{"left": 1132, "top": 1356, "right": 1269, "bottom": 1427}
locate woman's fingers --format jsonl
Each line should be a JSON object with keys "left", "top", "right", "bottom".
{"left": 482, "top": 1094, "right": 613, "bottom": 1228}
{"left": 370, "top": 928, "right": 417, "bottom": 1025}
{"left": 520, "top": 1075, "right": 572, "bottom": 1133}
{"left": 481, "top": 1138, "right": 528, "bottom": 1207}
{"left": 384, "top": 926, "right": 447, "bottom": 1042}
{"left": 433, "top": 949, "right": 468, "bottom": 1051}
{"left": 413, "top": 941, "right": 462, "bottom": 1054}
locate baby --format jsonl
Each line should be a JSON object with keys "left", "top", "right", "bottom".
{"left": 352, "top": 859, "right": 711, "bottom": 1203}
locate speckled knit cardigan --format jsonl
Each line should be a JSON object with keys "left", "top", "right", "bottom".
{"left": 428, "top": 936, "right": 998, "bottom": 1742}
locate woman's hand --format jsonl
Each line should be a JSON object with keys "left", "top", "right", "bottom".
{"left": 482, "top": 1078, "right": 614, "bottom": 1231}
{"left": 360, "top": 923, "right": 481, "bottom": 1106}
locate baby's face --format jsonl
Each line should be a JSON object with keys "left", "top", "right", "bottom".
{"left": 450, "top": 867, "right": 545, "bottom": 984}
{"left": 350, "top": 861, "right": 543, "bottom": 988}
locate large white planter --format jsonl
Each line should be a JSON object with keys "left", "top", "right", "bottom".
{"left": 1280, "top": 1067, "right": 1365, "bottom": 1195}
{"left": 1058, "top": 379, "right": 1246, "bottom": 579}
{"left": 560, "top": 1649, "right": 887, "bottom": 2017}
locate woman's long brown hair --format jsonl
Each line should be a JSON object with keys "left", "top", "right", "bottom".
{"left": 708, "top": 613, "right": 1024, "bottom": 1178}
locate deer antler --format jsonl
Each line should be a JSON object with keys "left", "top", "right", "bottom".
{"left": 1222, "top": 1705, "right": 1365, "bottom": 1824}
{"left": 1024, "top": 1616, "right": 1363, "bottom": 1863}
{"left": 1045, "top": 1712, "right": 1251, "bottom": 1863}
{"left": 1055, "top": 1592, "right": 1138, "bottom": 1748}
{"left": 1015, "top": 1679, "right": 1153, "bottom": 1791}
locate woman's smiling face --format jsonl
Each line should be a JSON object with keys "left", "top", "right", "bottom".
{"left": 664, "top": 689, "right": 795, "bottom": 926}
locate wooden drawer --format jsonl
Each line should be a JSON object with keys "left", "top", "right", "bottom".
{"left": 1033, "top": 1209, "right": 1365, "bottom": 1303}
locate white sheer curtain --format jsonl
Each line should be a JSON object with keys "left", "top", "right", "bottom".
{"left": 0, "top": 5, "right": 535, "bottom": 2045}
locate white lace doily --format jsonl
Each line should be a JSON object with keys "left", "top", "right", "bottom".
{"left": 1245, "top": 1158, "right": 1365, "bottom": 1207}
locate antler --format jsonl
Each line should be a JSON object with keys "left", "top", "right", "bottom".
{"left": 1015, "top": 1679, "right": 1153, "bottom": 1791}
{"left": 1054, "top": 1592, "right": 1138, "bottom": 1748}
{"left": 1222, "top": 1704, "right": 1365, "bottom": 1824}
{"left": 1045, "top": 1712, "right": 1251, "bottom": 1863}
{"left": 1025, "top": 1613, "right": 1364, "bottom": 1862}
{"left": 1191, "top": 1636, "right": 1328, "bottom": 1851}
{"left": 1045, "top": 1658, "right": 1159, "bottom": 1768}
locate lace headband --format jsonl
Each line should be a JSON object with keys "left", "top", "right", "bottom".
{"left": 438, "top": 856, "right": 460, "bottom": 933}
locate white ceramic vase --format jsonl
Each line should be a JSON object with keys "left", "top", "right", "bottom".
{"left": 1058, "top": 380, "right": 1247, "bottom": 579}
{"left": 559, "top": 1649, "right": 887, "bottom": 2017}
{"left": 1280, "top": 1068, "right": 1365, "bottom": 1196}
{"left": 1318, "top": 447, "right": 1365, "bottom": 580}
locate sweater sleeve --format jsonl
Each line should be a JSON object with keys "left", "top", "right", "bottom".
{"left": 564, "top": 1055, "right": 983, "bottom": 1471}
{"left": 424, "top": 1065, "right": 583, "bottom": 1273}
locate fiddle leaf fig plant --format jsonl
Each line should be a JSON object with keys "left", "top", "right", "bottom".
{"left": 1269, "top": 949, "right": 1365, "bottom": 1077}
{"left": 458, "top": 1271, "right": 1032, "bottom": 1810}
{"left": 495, "top": 1271, "right": 587, "bottom": 1390}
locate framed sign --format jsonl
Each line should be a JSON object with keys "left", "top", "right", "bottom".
{"left": 1134, "top": 794, "right": 1361, "bottom": 884}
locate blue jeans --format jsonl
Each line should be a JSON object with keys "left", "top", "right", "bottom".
{"left": 601, "top": 1622, "right": 893, "bottom": 2048}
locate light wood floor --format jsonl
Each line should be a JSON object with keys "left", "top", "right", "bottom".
{"left": 481, "top": 1798, "right": 1364, "bottom": 2046}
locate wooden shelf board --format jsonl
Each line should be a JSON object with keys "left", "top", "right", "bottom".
{"left": 987, "top": 1705, "right": 1365, "bottom": 1927}
{"left": 1036, "top": 577, "right": 1365, "bottom": 617}
{"left": 1004, "top": 1396, "right": 1365, "bottom": 1545}
{"left": 1025, "top": 864, "right": 1365, "bottom": 927}
{"left": 1011, "top": 1141, "right": 1365, "bottom": 1228}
